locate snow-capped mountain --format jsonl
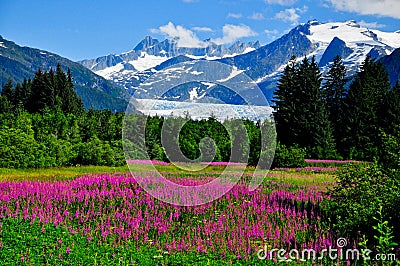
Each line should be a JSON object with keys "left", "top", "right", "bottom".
{"left": 224, "top": 20, "right": 400, "bottom": 83}
{"left": 306, "top": 20, "right": 400, "bottom": 68}
{"left": 79, "top": 36, "right": 259, "bottom": 77}
{"left": 78, "top": 20, "right": 400, "bottom": 117}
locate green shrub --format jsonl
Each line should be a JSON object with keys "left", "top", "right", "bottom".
{"left": 0, "top": 126, "right": 39, "bottom": 168}
{"left": 325, "top": 128, "right": 400, "bottom": 244}
{"left": 325, "top": 167, "right": 400, "bottom": 245}
{"left": 272, "top": 143, "right": 306, "bottom": 168}
{"left": 74, "top": 137, "right": 125, "bottom": 167}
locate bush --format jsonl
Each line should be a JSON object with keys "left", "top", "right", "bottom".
{"left": 325, "top": 129, "right": 400, "bottom": 244}
{"left": 325, "top": 163, "right": 400, "bottom": 239}
{"left": 0, "top": 126, "right": 39, "bottom": 168}
{"left": 272, "top": 143, "right": 306, "bottom": 168}
{"left": 75, "top": 137, "right": 125, "bottom": 166}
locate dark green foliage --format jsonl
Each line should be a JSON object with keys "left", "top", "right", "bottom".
{"left": 24, "top": 66, "right": 84, "bottom": 114}
{"left": 273, "top": 56, "right": 336, "bottom": 158}
{"left": 274, "top": 55, "right": 397, "bottom": 161}
{"left": 0, "top": 67, "right": 125, "bottom": 168}
{"left": 1, "top": 78, "right": 14, "bottom": 103}
{"left": 326, "top": 162, "right": 400, "bottom": 244}
{"left": 379, "top": 127, "right": 400, "bottom": 173}
{"left": 322, "top": 56, "right": 347, "bottom": 151}
{"left": 123, "top": 114, "right": 264, "bottom": 165}
{"left": 272, "top": 143, "right": 306, "bottom": 168}
{"left": 341, "top": 57, "right": 391, "bottom": 160}
{"left": 380, "top": 81, "right": 400, "bottom": 136}
{"left": 0, "top": 109, "right": 126, "bottom": 168}
{"left": 273, "top": 56, "right": 297, "bottom": 147}
{"left": 325, "top": 129, "right": 400, "bottom": 244}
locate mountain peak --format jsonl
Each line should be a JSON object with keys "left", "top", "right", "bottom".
{"left": 307, "top": 19, "right": 320, "bottom": 26}
{"left": 134, "top": 36, "right": 159, "bottom": 51}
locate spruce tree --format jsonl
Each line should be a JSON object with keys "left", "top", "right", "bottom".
{"left": 297, "top": 56, "right": 336, "bottom": 157}
{"left": 342, "top": 57, "right": 391, "bottom": 159}
{"left": 44, "top": 68, "right": 57, "bottom": 108}
{"left": 273, "top": 56, "right": 336, "bottom": 158}
{"left": 272, "top": 55, "right": 298, "bottom": 146}
{"left": 15, "top": 78, "right": 32, "bottom": 109}
{"left": 0, "top": 79, "right": 14, "bottom": 114}
{"left": 27, "top": 68, "right": 46, "bottom": 112}
{"left": 322, "top": 55, "right": 347, "bottom": 154}
{"left": 1, "top": 78, "right": 14, "bottom": 103}
{"left": 65, "top": 68, "right": 84, "bottom": 115}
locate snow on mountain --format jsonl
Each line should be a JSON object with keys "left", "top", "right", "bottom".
{"left": 305, "top": 20, "right": 400, "bottom": 68}
{"left": 216, "top": 66, "right": 244, "bottom": 82}
{"left": 226, "top": 19, "right": 400, "bottom": 98}
{"left": 128, "top": 52, "right": 169, "bottom": 72}
{"left": 78, "top": 37, "right": 260, "bottom": 89}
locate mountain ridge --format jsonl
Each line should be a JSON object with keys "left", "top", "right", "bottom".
{"left": 0, "top": 35, "right": 129, "bottom": 111}
{"left": 81, "top": 20, "right": 400, "bottom": 103}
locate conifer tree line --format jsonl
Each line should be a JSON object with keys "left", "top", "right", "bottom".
{"left": 0, "top": 64, "right": 84, "bottom": 115}
{"left": 0, "top": 65, "right": 124, "bottom": 168}
{"left": 273, "top": 55, "right": 400, "bottom": 161}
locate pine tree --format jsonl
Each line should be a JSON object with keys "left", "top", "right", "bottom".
{"left": 44, "top": 68, "right": 57, "bottom": 108}
{"left": 322, "top": 55, "right": 347, "bottom": 154}
{"left": 65, "top": 68, "right": 84, "bottom": 115}
{"left": 1, "top": 78, "right": 14, "bottom": 103}
{"left": 272, "top": 55, "right": 298, "bottom": 146}
{"left": 342, "top": 57, "right": 391, "bottom": 159}
{"left": 27, "top": 68, "right": 46, "bottom": 112}
{"left": 297, "top": 56, "right": 336, "bottom": 157}
{"left": 15, "top": 78, "right": 32, "bottom": 109}
{"left": 273, "top": 56, "right": 336, "bottom": 158}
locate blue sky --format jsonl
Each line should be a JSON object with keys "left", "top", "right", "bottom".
{"left": 1, "top": 0, "right": 399, "bottom": 61}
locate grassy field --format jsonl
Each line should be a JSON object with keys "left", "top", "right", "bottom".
{"left": 0, "top": 164, "right": 338, "bottom": 265}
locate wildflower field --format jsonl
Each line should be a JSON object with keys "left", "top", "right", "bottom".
{"left": 0, "top": 163, "right": 338, "bottom": 265}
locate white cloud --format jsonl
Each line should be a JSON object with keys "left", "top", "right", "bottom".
{"left": 152, "top": 23, "right": 257, "bottom": 47}
{"left": 358, "top": 20, "right": 386, "bottom": 29}
{"left": 248, "top": 12, "right": 265, "bottom": 20}
{"left": 326, "top": 0, "right": 400, "bottom": 19}
{"left": 154, "top": 22, "right": 207, "bottom": 48}
{"left": 265, "top": 29, "right": 280, "bottom": 40}
{"left": 192, "top": 26, "right": 214, "bottom": 32}
{"left": 275, "top": 6, "right": 307, "bottom": 25}
{"left": 264, "top": 0, "right": 297, "bottom": 6}
{"left": 227, "top": 13, "right": 243, "bottom": 19}
{"left": 212, "top": 24, "right": 257, "bottom": 45}
{"left": 265, "top": 29, "right": 279, "bottom": 35}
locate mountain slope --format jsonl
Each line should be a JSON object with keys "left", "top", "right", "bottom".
{"left": 0, "top": 36, "right": 129, "bottom": 111}
{"left": 380, "top": 47, "right": 400, "bottom": 86}
{"left": 78, "top": 37, "right": 260, "bottom": 90}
